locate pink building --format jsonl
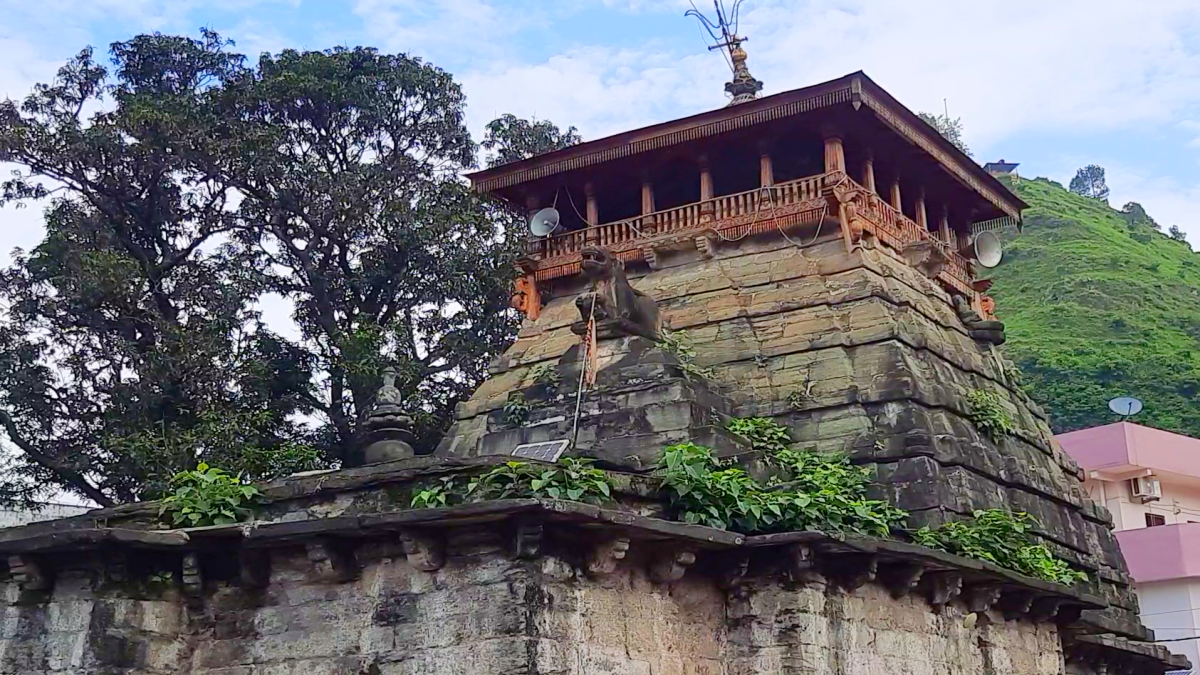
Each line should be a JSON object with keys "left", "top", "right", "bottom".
{"left": 1058, "top": 422, "right": 1200, "bottom": 669}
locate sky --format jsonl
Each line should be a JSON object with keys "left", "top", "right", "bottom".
{"left": 3, "top": 0, "right": 1200, "bottom": 258}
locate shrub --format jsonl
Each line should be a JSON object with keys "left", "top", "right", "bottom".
{"left": 468, "top": 457, "right": 612, "bottom": 503}
{"left": 966, "top": 390, "right": 1015, "bottom": 439}
{"left": 658, "top": 442, "right": 906, "bottom": 537}
{"left": 911, "top": 509, "right": 1087, "bottom": 585}
{"left": 503, "top": 393, "right": 532, "bottom": 426}
{"left": 158, "top": 463, "right": 262, "bottom": 527}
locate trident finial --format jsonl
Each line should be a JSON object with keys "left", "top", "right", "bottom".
{"left": 686, "top": 0, "right": 762, "bottom": 105}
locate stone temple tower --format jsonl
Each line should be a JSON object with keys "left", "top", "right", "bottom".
{"left": 0, "top": 72, "right": 1183, "bottom": 674}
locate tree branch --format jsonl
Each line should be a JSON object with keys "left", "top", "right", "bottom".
{"left": 0, "top": 410, "right": 114, "bottom": 507}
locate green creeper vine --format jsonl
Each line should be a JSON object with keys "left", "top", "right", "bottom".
{"left": 658, "top": 329, "right": 716, "bottom": 380}
{"left": 911, "top": 509, "right": 1088, "bottom": 585}
{"left": 966, "top": 390, "right": 1015, "bottom": 439}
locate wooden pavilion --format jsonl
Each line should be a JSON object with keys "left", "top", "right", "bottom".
{"left": 466, "top": 71, "right": 1026, "bottom": 321}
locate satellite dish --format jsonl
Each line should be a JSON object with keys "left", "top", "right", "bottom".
{"left": 529, "top": 208, "right": 561, "bottom": 237}
{"left": 974, "top": 231, "right": 1003, "bottom": 268}
{"left": 1108, "top": 396, "right": 1143, "bottom": 417}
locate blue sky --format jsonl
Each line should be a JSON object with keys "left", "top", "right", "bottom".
{"left": 4, "top": 0, "right": 1200, "bottom": 261}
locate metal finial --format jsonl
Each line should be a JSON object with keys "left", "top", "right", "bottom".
{"left": 686, "top": 0, "right": 762, "bottom": 105}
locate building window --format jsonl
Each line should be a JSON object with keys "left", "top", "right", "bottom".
{"left": 1146, "top": 513, "right": 1167, "bottom": 527}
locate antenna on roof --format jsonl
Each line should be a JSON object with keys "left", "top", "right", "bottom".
{"left": 686, "top": 0, "right": 763, "bottom": 106}
{"left": 1108, "top": 396, "right": 1143, "bottom": 418}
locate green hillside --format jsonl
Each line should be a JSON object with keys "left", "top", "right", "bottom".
{"left": 990, "top": 177, "right": 1200, "bottom": 435}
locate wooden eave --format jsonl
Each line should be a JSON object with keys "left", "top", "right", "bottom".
{"left": 467, "top": 71, "right": 1027, "bottom": 220}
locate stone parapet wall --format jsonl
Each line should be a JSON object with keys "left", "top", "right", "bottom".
{"left": 0, "top": 507, "right": 1098, "bottom": 675}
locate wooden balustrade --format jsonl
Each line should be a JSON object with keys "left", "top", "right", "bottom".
{"left": 526, "top": 174, "right": 825, "bottom": 258}
{"left": 523, "top": 171, "right": 975, "bottom": 297}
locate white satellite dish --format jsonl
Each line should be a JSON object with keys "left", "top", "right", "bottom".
{"left": 974, "top": 231, "right": 1003, "bottom": 268}
{"left": 529, "top": 208, "right": 561, "bottom": 237}
{"left": 1108, "top": 396, "right": 1143, "bottom": 417}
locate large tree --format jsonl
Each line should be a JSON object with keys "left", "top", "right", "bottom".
{"left": 1070, "top": 165, "right": 1110, "bottom": 201}
{"left": 0, "top": 32, "right": 522, "bottom": 505}
{"left": 481, "top": 113, "right": 581, "bottom": 168}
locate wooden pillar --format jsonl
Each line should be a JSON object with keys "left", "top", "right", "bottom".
{"left": 584, "top": 181, "right": 598, "bottom": 227}
{"left": 823, "top": 136, "right": 846, "bottom": 174}
{"left": 640, "top": 174, "right": 655, "bottom": 216}
{"left": 939, "top": 205, "right": 951, "bottom": 243}
{"left": 759, "top": 149, "right": 774, "bottom": 188}
{"left": 699, "top": 156, "right": 714, "bottom": 224}
{"left": 862, "top": 156, "right": 876, "bottom": 193}
{"left": 889, "top": 177, "right": 902, "bottom": 213}
{"left": 915, "top": 189, "right": 928, "bottom": 230}
{"left": 699, "top": 159, "right": 714, "bottom": 201}
{"left": 641, "top": 171, "right": 656, "bottom": 234}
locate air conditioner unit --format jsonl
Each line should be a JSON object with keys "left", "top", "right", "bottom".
{"left": 1129, "top": 476, "right": 1162, "bottom": 503}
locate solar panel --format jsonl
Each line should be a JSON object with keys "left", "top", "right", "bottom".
{"left": 511, "top": 440, "right": 570, "bottom": 462}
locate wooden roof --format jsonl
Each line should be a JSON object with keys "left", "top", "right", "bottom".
{"left": 467, "top": 71, "right": 1027, "bottom": 219}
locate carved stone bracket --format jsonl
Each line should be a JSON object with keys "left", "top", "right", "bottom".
{"left": 1030, "top": 597, "right": 1065, "bottom": 623}
{"left": 306, "top": 539, "right": 356, "bottom": 584}
{"left": 514, "top": 518, "right": 544, "bottom": 560}
{"left": 879, "top": 562, "right": 925, "bottom": 599}
{"left": 400, "top": 531, "right": 445, "bottom": 572}
{"left": 825, "top": 553, "right": 877, "bottom": 591}
{"left": 901, "top": 239, "right": 948, "bottom": 278}
{"left": 966, "top": 583, "right": 1004, "bottom": 613}
{"left": 998, "top": 589, "right": 1036, "bottom": 621}
{"left": 181, "top": 552, "right": 203, "bottom": 605}
{"left": 8, "top": 554, "right": 50, "bottom": 592}
{"left": 649, "top": 548, "right": 696, "bottom": 583}
{"left": 695, "top": 232, "right": 718, "bottom": 259}
{"left": 786, "top": 544, "right": 822, "bottom": 584}
{"left": 718, "top": 554, "right": 751, "bottom": 591}
{"left": 239, "top": 549, "right": 271, "bottom": 588}
{"left": 586, "top": 537, "right": 630, "bottom": 577}
{"left": 1056, "top": 603, "right": 1084, "bottom": 626}
{"left": 925, "top": 571, "right": 962, "bottom": 610}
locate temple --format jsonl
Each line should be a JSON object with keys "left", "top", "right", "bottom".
{"left": 0, "top": 70, "right": 1183, "bottom": 674}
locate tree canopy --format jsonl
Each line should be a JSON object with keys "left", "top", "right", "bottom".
{"left": 1070, "top": 165, "right": 1110, "bottom": 201}
{"left": 917, "top": 112, "right": 971, "bottom": 157}
{"left": 481, "top": 114, "right": 582, "bottom": 168}
{"left": 0, "top": 32, "right": 527, "bottom": 506}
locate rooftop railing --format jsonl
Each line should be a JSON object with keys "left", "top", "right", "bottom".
{"left": 524, "top": 172, "right": 977, "bottom": 297}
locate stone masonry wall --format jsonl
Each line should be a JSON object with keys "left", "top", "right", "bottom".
{"left": 444, "top": 232, "right": 1140, "bottom": 631}
{"left": 0, "top": 530, "right": 1072, "bottom": 674}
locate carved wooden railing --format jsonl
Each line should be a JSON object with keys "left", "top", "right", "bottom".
{"left": 523, "top": 172, "right": 978, "bottom": 298}
{"left": 526, "top": 174, "right": 826, "bottom": 263}
{"left": 842, "top": 178, "right": 976, "bottom": 296}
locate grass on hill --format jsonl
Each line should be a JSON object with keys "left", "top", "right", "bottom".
{"left": 990, "top": 176, "right": 1200, "bottom": 436}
